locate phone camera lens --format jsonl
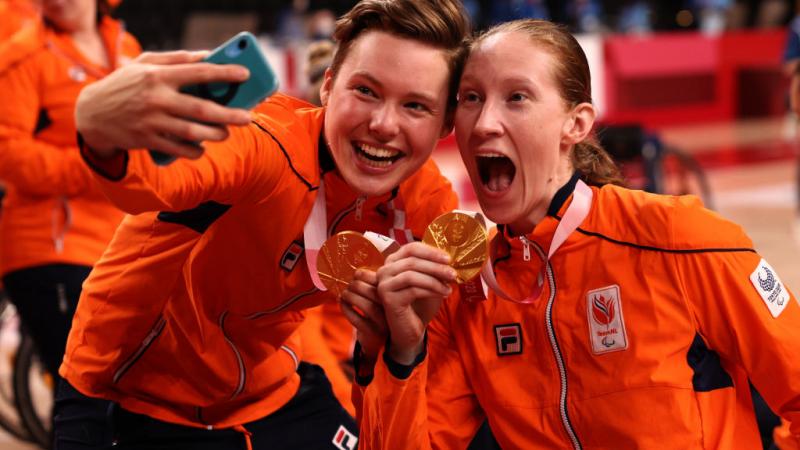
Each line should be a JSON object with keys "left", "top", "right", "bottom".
{"left": 238, "top": 39, "right": 247, "bottom": 50}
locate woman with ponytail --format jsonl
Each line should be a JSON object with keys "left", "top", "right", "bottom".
{"left": 344, "top": 19, "right": 800, "bottom": 449}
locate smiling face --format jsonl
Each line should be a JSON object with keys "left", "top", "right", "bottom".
{"left": 320, "top": 31, "right": 451, "bottom": 197}
{"left": 455, "top": 30, "right": 590, "bottom": 234}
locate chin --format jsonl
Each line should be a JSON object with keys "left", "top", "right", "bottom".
{"left": 350, "top": 177, "right": 396, "bottom": 197}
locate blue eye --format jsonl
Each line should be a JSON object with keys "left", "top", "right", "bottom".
{"left": 355, "top": 85, "right": 374, "bottom": 96}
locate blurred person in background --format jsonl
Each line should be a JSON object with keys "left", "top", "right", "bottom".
{"left": 568, "top": 0, "right": 604, "bottom": 33}
{"left": 617, "top": 0, "right": 652, "bottom": 33}
{"left": 488, "top": 0, "right": 550, "bottom": 24}
{"left": 304, "top": 39, "right": 334, "bottom": 106}
{"left": 54, "top": 0, "right": 470, "bottom": 448}
{"left": 0, "top": 0, "right": 139, "bottom": 402}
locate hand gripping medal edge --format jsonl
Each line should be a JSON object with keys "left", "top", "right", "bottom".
{"left": 422, "top": 211, "right": 489, "bottom": 284}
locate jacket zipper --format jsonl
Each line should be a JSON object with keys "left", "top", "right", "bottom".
{"left": 529, "top": 239, "right": 582, "bottom": 450}
{"left": 219, "top": 311, "right": 246, "bottom": 400}
{"left": 280, "top": 344, "right": 299, "bottom": 369}
{"left": 113, "top": 316, "right": 166, "bottom": 383}
{"left": 354, "top": 196, "right": 366, "bottom": 221}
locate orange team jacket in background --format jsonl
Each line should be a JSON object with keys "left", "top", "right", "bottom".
{"left": 61, "top": 93, "right": 459, "bottom": 428}
{"left": 297, "top": 304, "right": 357, "bottom": 416}
{"left": 359, "top": 176, "right": 800, "bottom": 449}
{"left": 0, "top": 0, "right": 39, "bottom": 42}
{"left": 0, "top": 17, "right": 140, "bottom": 275}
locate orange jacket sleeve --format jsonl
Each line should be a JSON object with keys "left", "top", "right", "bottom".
{"left": 83, "top": 123, "right": 286, "bottom": 214}
{"left": 670, "top": 196, "right": 800, "bottom": 439}
{"left": 359, "top": 296, "right": 484, "bottom": 450}
{"left": 0, "top": 48, "right": 96, "bottom": 197}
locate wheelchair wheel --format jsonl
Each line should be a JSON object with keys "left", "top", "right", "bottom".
{"left": 13, "top": 331, "right": 52, "bottom": 448}
{"left": 0, "top": 297, "right": 34, "bottom": 442}
{"left": 655, "top": 146, "right": 715, "bottom": 210}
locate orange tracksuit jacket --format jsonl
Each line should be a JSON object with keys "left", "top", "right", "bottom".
{"left": 61, "top": 93, "right": 458, "bottom": 428}
{"left": 0, "top": 0, "right": 39, "bottom": 42}
{"left": 297, "top": 304, "right": 357, "bottom": 416}
{"left": 0, "top": 17, "right": 139, "bottom": 275}
{"left": 359, "top": 177, "right": 800, "bottom": 449}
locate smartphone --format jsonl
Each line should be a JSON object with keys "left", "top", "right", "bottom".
{"left": 150, "top": 31, "right": 280, "bottom": 165}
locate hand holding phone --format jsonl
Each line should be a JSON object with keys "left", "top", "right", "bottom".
{"left": 150, "top": 32, "right": 279, "bottom": 165}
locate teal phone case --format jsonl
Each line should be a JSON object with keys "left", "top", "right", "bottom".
{"left": 150, "top": 31, "right": 279, "bottom": 165}
{"left": 183, "top": 31, "right": 279, "bottom": 109}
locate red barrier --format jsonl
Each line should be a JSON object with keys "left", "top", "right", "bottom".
{"left": 603, "top": 29, "right": 789, "bottom": 128}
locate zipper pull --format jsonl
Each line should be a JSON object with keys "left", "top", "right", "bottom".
{"left": 355, "top": 196, "right": 366, "bottom": 221}
{"left": 520, "top": 236, "right": 531, "bottom": 261}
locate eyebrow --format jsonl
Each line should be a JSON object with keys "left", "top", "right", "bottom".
{"left": 353, "top": 70, "right": 439, "bottom": 105}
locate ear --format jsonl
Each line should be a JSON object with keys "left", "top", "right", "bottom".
{"left": 561, "top": 102, "right": 596, "bottom": 146}
{"left": 319, "top": 68, "right": 334, "bottom": 106}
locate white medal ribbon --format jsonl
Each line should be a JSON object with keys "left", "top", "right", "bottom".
{"left": 479, "top": 179, "right": 593, "bottom": 304}
{"left": 304, "top": 180, "right": 328, "bottom": 291}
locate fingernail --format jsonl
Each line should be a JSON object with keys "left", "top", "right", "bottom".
{"left": 237, "top": 67, "right": 250, "bottom": 78}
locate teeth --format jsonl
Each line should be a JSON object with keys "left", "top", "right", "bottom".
{"left": 477, "top": 152, "right": 506, "bottom": 158}
{"left": 356, "top": 152, "right": 393, "bottom": 167}
{"left": 360, "top": 144, "right": 400, "bottom": 158}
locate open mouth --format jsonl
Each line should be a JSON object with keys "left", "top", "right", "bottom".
{"left": 354, "top": 142, "right": 404, "bottom": 168}
{"left": 477, "top": 153, "right": 516, "bottom": 192}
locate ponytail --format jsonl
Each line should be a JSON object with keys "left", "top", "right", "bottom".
{"left": 571, "top": 137, "right": 626, "bottom": 187}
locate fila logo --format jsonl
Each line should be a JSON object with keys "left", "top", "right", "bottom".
{"left": 332, "top": 424, "right": 358, "bottom": 450}
{"left": 586, "top": 285, "right": 628, "bottom": 354}
{"left": 750, "top": 258, "right": 790, "bottom": 318}
{"left": 494, "top": 323, "right": 522, "bottom": 356}
{"left": 280, "top": 241, "right": 304, "bottom": 272}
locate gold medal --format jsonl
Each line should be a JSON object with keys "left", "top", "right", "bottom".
{"left": 423, "top": 211, "right": 489, "bottom": 283}
{"left": 317, "top": 231, "right": 387, "bottom": 296}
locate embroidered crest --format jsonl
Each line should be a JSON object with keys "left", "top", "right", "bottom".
{"left": 750, "top": 259, "right": 790, "bottom": 318}
{"left": 332, "top": 424, "right": 358, "bottom": 450}
{"left": 586, "top": 285, "right": 628, "bottom": 354}
{"left": 280, "top": 241, "right": 304, "bottom": 272}
{"left": 494, "top": 323, "right": 522, "bottom": 356}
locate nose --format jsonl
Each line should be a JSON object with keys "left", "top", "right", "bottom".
{"left": 368, "top": 103, "right": 400, "bottom": 140}
{"left": 472, "top": 100, "right": 503, "bottom": 138}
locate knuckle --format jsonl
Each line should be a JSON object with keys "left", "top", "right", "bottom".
{"left": 178, "top": 122, "right": 196, "bottom": 140}
{"left": 141, "top": 66, "right": 161, "bottom": 85}
{"left": 136, "top": 51, "right": 155, "bottom": 62}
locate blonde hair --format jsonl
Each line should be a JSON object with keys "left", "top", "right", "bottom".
{"left": 471, "top": 20, "right": 625, "bottom": 187}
